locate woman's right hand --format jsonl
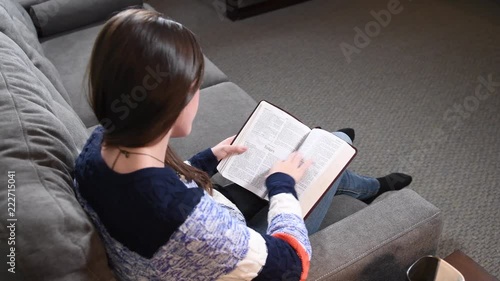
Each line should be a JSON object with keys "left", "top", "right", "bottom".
{"left": 268, "top": 152, "right": 313, "bottom": 183}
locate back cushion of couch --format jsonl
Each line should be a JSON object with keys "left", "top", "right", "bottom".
{"left": 0, "top": 0, "right": 37, "bottom": 37}
{"left": 0, "top": 30, "right": 115, "bottom": 280}
{"left": 16, "top": 0, "right": 45, "bottom": 9}
{"left": 0, "top": 0, "right": 73, "bottom": 106}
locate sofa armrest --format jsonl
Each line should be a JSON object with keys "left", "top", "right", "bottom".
{"left": 308, "top": 189, "right": 443, "bottom": 281}
{"left": 29, "top": 0, "right": 143, "bottom": 37}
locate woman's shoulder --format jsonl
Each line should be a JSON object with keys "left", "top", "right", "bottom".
{"left": 75, "top": 126, "right": 104, "bottom": 169}
{"left": 86, "top": 126, "right": 105, "bottom": 149}
{"left": 75, "top": 126, "right": 178, "bottom": 184}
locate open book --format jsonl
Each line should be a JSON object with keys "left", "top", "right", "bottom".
{"left": 217, "top": 101, "right": 357, "bottom": 218}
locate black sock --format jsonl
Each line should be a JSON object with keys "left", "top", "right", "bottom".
{"left": 337, "top": 128, "right": 355, "bottom": 142}
{"left": 362, "top": 173, "right": 412, "bottom": 204}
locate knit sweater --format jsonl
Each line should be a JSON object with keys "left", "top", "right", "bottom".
{"left": 73, "top": 127, "right": 311, "bottom": 280}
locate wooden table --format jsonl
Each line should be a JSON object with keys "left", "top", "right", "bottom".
{"left": 444, "top": 250, "right": 499, "bottom": 281}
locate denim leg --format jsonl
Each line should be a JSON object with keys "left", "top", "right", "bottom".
{"left": 303, "top": 169, "right": 380, "bottom": 234}
{"left": 336, "top": 169, "right": 380, "bottom": 200}
{"left": 332, "top": 131, "right": 353, "bottom": 145}
{"left": 247, "top": 178, "right": 341, "bottom": 235}
{"left": 332, "top": 131, "right": 379, "bottom": 200}
{"left": 248, "top": 170, "right": 377, "bottom": 235}
{"left": 303, "top": 177, "right": 341, "bottom": 234}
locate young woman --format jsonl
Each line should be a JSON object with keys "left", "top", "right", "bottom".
{"left": 73, "top": 9, "right": 411, "bottom": 281}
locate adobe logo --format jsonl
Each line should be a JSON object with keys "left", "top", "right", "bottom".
{"left": 340, "top": 0, "right": 406, "bottom": 63}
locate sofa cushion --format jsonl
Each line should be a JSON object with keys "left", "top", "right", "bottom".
{"left": 16, "top": 0, "right": 45, "bottom": 9}
{"left": 319, "top": 195, "right": 367, "bottom": 229}
{"left": 41, "top": 21, "right": 230, "bottom": 128}
{"left": 308, "top": 189, "right": 442, "bottom": 281}
{"left": 0, "top": 31, "right": 114, "bottom": 281}
{"left": 0, "top": 0, "right": 37, "bottom": 35}
{"left": 29, "top": 0, "right": 143, "bottom": 37}
{"left": 41, "top": 23, "right": 103, "bottom": 127}
{"left": 0, "top": 0, "right": 72, "bottom": 105}
{"left": 203, "top": 57, "right": 229, "bottom": 88}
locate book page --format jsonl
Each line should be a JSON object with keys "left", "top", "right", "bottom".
{"left": 297, "top": 129, "right": 356, "bottom": 216}
{"left": 218, "top": 101, "right": 310, "bottom": 198}
{"left": 295, "top": 129, "right": 346, "bottom": 195}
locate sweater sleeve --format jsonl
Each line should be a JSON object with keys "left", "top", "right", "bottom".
{"left": 187, "top": 148, "right": 219, "bottom": 176}
{"left": 260, "top": 172, "right": 312, "bottom": 281}
{"left": 222, "top": 172, "right": 311, "bottom": 281}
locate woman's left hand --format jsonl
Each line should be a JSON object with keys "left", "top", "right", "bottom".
{"left": 211, "top": 136, "right": 248, "bottom": 161}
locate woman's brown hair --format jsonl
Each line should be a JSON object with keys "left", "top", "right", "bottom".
{"left": 88, "top": 9, "right": 212, "bottom": 193}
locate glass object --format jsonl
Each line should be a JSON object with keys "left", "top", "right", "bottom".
{"left": 407, "top": 256, "right": 465, "bottom": 281}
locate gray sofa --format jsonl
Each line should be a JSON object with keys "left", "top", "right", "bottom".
{"left": 0, "top": 0, "right": 443, "bottom": 280}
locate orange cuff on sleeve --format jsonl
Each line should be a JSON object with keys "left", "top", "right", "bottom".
{"left": 272, "top": 233, "right": 310, "bottom": 281}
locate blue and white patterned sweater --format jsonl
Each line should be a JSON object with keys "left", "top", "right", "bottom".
{"left": 73, "top": 127, "right": 311, "bottom": 280}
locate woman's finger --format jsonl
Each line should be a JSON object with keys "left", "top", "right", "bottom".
{"left": 291, "top": 151, "right": 304, "bottom": 165}
{"left": 224, "top": 145, "right": 247, "bottom": 155}
{"left": 300, "top": 159, "right": 313, "bottom": 170}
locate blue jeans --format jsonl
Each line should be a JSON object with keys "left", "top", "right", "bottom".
{"left": 331, "top": 131, "right": 380, "bottom": 200}
{"left": 303, "top": 169, "right": 379, "bottom": 234}
{"left": 244, "top": 131, "right": 380, "bottom": 235}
